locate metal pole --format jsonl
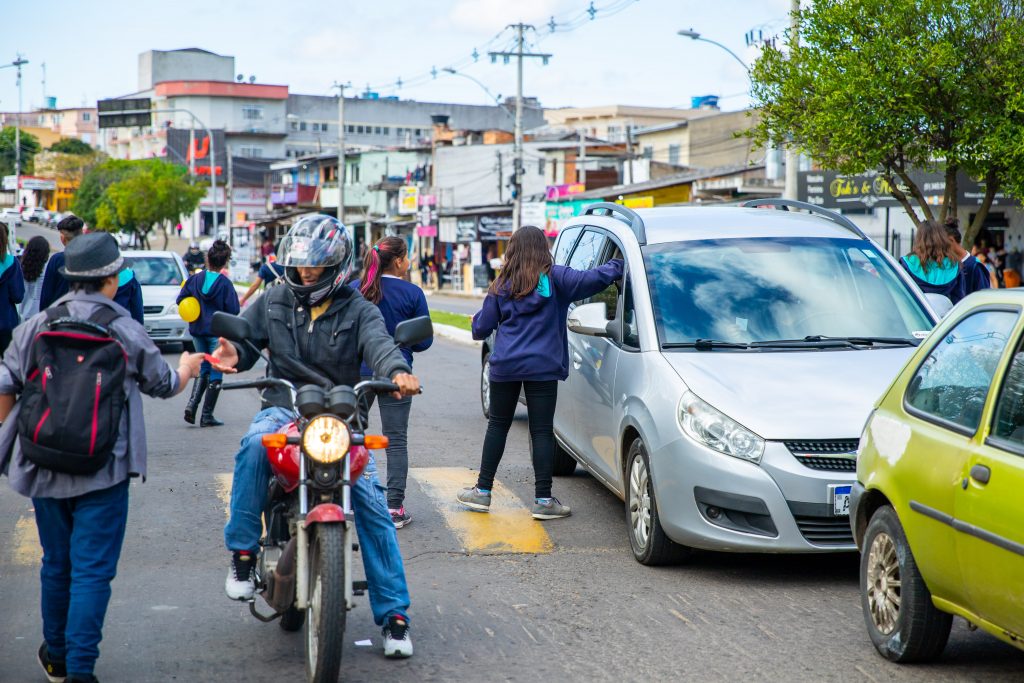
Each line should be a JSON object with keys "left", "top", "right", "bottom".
{"left": 626, "top": 122, "right": 634, "bottom": 184}
{"left": 209, "top": 128, "right": 217, "bottom": 236}
{"left": 14, "top": 57, "right": 27, "bottom": 216}
{"left": 783, "top": 0, "right": 800, "bottom": 200}
{"left": 337, "top": 85, "right": 346, "bottom": 224}
{"left": 226, "top": 152, "right": 234, "bottom": 247}
{"left": 513, "top": 23, "right": 524, "bottom": 232}
{"left": 189, "top": 126, "right": 198, "bottom": 240}
{"left": 578, "top": 129, "right": 587, "bottom": 186}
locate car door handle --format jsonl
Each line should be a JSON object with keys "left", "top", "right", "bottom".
{"left": 572, "top": 351, "right": 582, "bottom": 369}
{"left": 970, "top": 464, "right": 991, "bottom": 485}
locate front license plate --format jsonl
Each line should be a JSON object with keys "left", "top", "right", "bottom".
{"left": 831, "top": 484, "right": 852, "bottom": 516}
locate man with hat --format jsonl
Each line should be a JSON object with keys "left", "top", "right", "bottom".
{"left": 0, "top": 232, "right": 209, "bottom": 683}
{"left": 39, "top": 215, "right": 145, "bottom": 324}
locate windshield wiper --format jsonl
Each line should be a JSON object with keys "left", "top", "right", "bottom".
{"left": 802, "top": 335, "right": 920, "bottom": 347}
{"left": 749, "top": 335, "right": 919, "bottom": 349}
{"left": 662, "top": 339, "right": 751, "bottom": 350}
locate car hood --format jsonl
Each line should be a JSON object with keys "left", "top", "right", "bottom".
{"left": 139, "top": 285, "right": 181, "bottom": 309}
{"left": 662, "top": 348, "right": 914, "bottom": 440}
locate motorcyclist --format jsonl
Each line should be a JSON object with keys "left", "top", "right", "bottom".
{"left": 183, "top": 242, "right": 205, "bottom": 272}
{"left": 210, "top": 214, "right": 419, "bottom": 658}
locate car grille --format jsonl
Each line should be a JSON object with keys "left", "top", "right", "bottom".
{"left": 784, "top": 439, "right": 858, "bottom": 472}
{"left": 149, "top": 328, "right": 173, "bottom": 338}
{"left": 794, "top": 515, "right": 854, "bottom": 545}
{"left": 143, "top": 305, "right": 164, "bottom": 315}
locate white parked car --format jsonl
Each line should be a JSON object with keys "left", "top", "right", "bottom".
{"left": 1, "top": 207, "right": 22, "bottom": 226}
{"left": 122, "top": 250, "right": 193, "bottom": 349}
{"left": 22, "top": 207, "right": 49, "bottom": 223}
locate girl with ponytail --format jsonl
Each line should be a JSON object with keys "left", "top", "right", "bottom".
{"left": 354, "top": 236, "right": 433, "bottom": 528}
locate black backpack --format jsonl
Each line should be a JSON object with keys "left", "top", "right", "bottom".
{"left": 17, "top": 304, "right": 128, "bottom": 475}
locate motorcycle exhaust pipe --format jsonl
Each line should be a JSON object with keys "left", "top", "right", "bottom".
{"left": 261, "top": 537, "right": 297, "bottom": 614}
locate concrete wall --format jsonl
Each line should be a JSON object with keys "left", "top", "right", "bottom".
{"left": 434, "top": 142, "right": 548, "bottom": 207}
{"left": 284, "top": 94, "right": 542, "bottom": 158}
{"left": 139, "top": 49, "right": 235, "bottom": 90}
{"left": 687, "top": 109, "right": 761, "bottom": 169}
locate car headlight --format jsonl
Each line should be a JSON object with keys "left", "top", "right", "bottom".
{"left": 678, "top": 391, "right": 765, "bottom": 463}
{"left": 166, "top": 304, "right": 178, "bottom": 316}
{"left": 301, "top": 415, "right": 351, "bottom": 464}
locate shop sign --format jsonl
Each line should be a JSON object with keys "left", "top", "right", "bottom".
{"left": 470, "top": 241, "right": 483, "bottom": 267}
{"left": 545, "top": 183, "right": 585, "bottom": 201}
{"left": 419, "top": 194, "right": 436, "bottom": 206}
{"left": 398, "top": 186, "right": 419, "bottom": 214}
{"left": 544, "top": 198, "right": 600, "bottom": 234}
{"left": 521, "top": 201, "right": 547, "bottom": 229}
{"left": 416, "top": 225, "right": 437, "bottom": 237}
{"left": 479, "top": 214, "right": 513, "bottom": 237}
{"left": 3, "top": 175, "right": 57, "bottom": 191}
{"left": 799, "top": 169, "right": 1010, "bottom": 210}
{"left": 456, "top": 218, "right": 477, "bottom": 243}
{"left": 618, "top": 196, "right": 654, "bottom": 209}
{"left": 439, "top": 217, "right": 458, "bottom": 243}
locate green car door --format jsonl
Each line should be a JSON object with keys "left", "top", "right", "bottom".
{"left": 957, "top": 334, "right": 1024, "bottom": 641}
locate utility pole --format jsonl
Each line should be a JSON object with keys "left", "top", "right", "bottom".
{"left": 13, "top": 55, "right": 28, "bottom": 214}
{"left": 490, "top": 25, "right": 550, "bottom": 231}
{"left": 333, "top": 81, "right": 351, "bottom": 225}
{"left": 226, "top": 153, "right": 234, "bottom": 247}
{"left": 625, "top": 122, "right": 634, "bottom": 184}
{"left": 496, "top": 150, "right": 503, "bottom": 203}
{"left": 578, "top": 129, "right": 587, "bottom": 187}
{"left": 189, "top": 127, "right": 198, "bottom": 240}
{"left": 783, "top": 0, "right": 800, "bottom": 200}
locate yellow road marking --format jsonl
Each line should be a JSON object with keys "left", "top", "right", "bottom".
{"left": 410, "top": 467, "right": 553, "bottom": 555}
{"left": 13, "top": 513, "right": 41, "bottom": 566}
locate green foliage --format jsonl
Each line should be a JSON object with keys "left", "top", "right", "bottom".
{"left": 75, "top": 159, "right": 204, "bottom": 246}
{"left": 48, "top": 138, "right": 94, "bottom": 155}
{"left": 749, "top": 0, "right": 1024, "bottom": 245}
{"left": 0, "top": 127, "right": 41, "bottom": 176}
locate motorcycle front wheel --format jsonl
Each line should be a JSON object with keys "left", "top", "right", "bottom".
{"left": 305, "top": 524, "right": 346, "bottom": 683}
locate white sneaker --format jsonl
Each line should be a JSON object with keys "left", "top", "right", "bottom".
{"left": 382, "top": 615, "right": 413, "bottom": 658}
{"left": 225, "top": 551, "right": 256, "bottom": 601}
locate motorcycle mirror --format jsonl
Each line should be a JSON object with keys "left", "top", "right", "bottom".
{"left": 295, "top": 384, "right": 326, "bottom": 419}
{"left": 326, "top": 385, "right": 357, "bottom": 419}
{"left": 211, "top": 312, "right": 252, "bottom": 341}
{"left": 394, "top": 316, "right": 433, "bottom": 347}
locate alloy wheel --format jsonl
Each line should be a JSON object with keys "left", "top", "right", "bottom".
{"left": 866, "top": 531, "right": 901, "bottom": 635}
{"left": 628, "top": 455, "right": 652, "bottom": 550}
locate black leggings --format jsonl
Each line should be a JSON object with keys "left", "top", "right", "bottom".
{"left": 476, "top": 379, "right": 558, "bottom": 499}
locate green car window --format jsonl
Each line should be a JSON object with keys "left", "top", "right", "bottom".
{"left": 906, "top": 310, "right": 1018, "bottom": 432}
{"left": 992, "top": 338, "right": 1024, "bottom": 447}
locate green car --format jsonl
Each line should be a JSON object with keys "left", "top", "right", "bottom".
{"left": 851, "top": 289, "right": 1024, "bottom": 662}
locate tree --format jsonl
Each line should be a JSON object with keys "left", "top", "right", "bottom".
{"left": 0, "top": 126, "right": 41, "bottom": 177}
{"left": 749, "top": 0, "right": 1024, "bottom": 247}
{"left": 48, "top": 138, "right": 95, "bottom": 155}
{"left": 92, "top": 160, "right": 204, "bottom": 249}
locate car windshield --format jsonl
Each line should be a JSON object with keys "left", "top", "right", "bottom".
{"left": 644, "top": 237, "right": 933, "bottom": 348}
{"left": 125, "top": 256, "right": 184, "bottom": 286}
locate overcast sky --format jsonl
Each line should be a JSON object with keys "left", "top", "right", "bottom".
{"left": 1, "top": 0, "right": 791, "bottom": 114}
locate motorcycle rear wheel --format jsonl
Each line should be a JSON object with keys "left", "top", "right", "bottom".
{"left": 305, "top": 525, "right": 346, "bottom": 683}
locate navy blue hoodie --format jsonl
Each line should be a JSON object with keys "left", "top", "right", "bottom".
{"left": 0, "top": 254, "right": 25, "bottom": 330}
{"left": 473, "top": 259, "right": 624, "bottom": 382}
{"left": 899, "top": 255, "right": 969, "bottom": 304}
{"left": 40, "top": 254, "right": 144, "bottom": 324}
{"left": 350, "top": 276, "right": 433, "bottom": 373}
{"left": 177, "top": 270, "right": 240, "bottom": 337}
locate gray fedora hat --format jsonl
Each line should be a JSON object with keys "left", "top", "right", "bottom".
{"left": 59, "top": 232, "right": 125, "bottom": 281}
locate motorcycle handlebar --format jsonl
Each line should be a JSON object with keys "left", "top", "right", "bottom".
{"left": 222, "top": 377, "right": 296, "bottom": 392}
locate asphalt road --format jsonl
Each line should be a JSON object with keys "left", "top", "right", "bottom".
{"left": 12, "top": 220, "right": 62, "bottom": 250}
{"left": 425, "top": 292, "right": 482, "bottom": 316}
{"left": 1, "top": 338, "right": 1022, "bottom": 682}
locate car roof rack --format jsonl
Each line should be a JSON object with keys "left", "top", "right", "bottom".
{"left": 740, "top": 198, "right": 869, "bottom": 240}
{"left": 583, "top": 202, "right": 647, "bottom": 245}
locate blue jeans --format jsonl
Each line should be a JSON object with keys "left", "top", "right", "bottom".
{"left": 33, "top": 479, "right": 130, "bottom": 676}
{"left": 224, "top": 407, "right": 410, "bottom": 625}
{"left": 192, "top": 335, "right": 222, "bottom": 381}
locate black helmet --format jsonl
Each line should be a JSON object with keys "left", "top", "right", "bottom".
{"left": 278, "top": 214, "right": 354, "bottom": 306}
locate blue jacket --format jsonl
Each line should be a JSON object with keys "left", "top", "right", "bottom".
{"left": 961, "top": 254, "right": 992, "bottom": 297}
{"left": 0, "top": 254, "right": 25, "bottom": 330}
{"left": 177, "top": 270, "right": 240, "bottom": 337}
{"left": 39, "top": 251, "right": 68, "bottom": 311}
{"left": 114, "top": 268, "right": 144, "bottom": 325}
{"left": 472, "top": 259, "right": 624, "bottom": 382}
{"left": 899, "top": 255, "right": 968, "bottom": 304}
{"left": 350, "top": 276, "right": 433, "bottom": 374}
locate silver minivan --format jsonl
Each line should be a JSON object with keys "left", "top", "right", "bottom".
{"left": 528, "top": 201, "right": 947, "bottom": 565}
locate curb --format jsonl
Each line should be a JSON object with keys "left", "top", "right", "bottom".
{"left": 433, "top": 323, "right": 480, "bottom": 347}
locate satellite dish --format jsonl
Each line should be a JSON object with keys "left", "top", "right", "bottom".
{"left": 236, "top": 74, "right": 244, "bottom": 82}
{"left": 248, "top": 76, "right": 256, "bottom": 84}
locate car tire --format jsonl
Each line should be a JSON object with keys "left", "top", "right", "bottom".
{"left": 625, "top": 439, "right": 692, "bottom": 566}
{"left": 480, "top": 351, "right": 491, "bottom": 419}
{"left": 861, "top": 505, "right": 952, "bottom": 663}
{"left": 551, "top": 442, "right": 577, "bottom": 476}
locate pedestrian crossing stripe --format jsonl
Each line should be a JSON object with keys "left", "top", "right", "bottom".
{"left": 410, "top": 467, "right": 553, "bottom": 555}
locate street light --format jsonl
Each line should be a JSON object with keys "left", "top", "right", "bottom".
{"left": 677, "top": 29, "right": 749, "bottom": 71}
{"left": 441, "top": 68, "right": 513, "bottom": 120}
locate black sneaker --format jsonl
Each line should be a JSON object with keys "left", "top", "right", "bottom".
{"left": 389, "top": 506, "right": 412, "bottom": 529}
{"left": 225, "top": 550, "right": 256, "bottom": 601}
{"left": 382, "top": 615, "right": 413, "bottom": 658}
{"left": 38, "top": 642, "right": 66, "bottom": 683}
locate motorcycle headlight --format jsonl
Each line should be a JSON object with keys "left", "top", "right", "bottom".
{"left": 678, "top": 391, "right": 764, "bottom": 463}
{"left": 301, "top": 415, "right": 350, "bottom": 464}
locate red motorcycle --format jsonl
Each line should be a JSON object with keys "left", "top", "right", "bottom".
{"left": 213, "top": 312, "right": 431, "bottom": 683}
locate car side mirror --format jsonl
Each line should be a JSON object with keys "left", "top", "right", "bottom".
{"left": 568, "top": 302, "right": 611, "bottom": 337}
{"left": 211, "top": 311, "right": 252, "bottom": 342}
{"left": 394, "top": 316, "right": 433, "bottom": 347}
{"left": 924, "top": 293, "right": 954, "bottom": 319}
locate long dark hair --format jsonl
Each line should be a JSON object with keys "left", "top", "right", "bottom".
{"left": 360, "top": 236, "right": 407, "bottom": 304}
{"left": 0, "top": 222, "right": 9, "bottom": 261}
{"left": 20, "top": 235, "right": 50, "bottom": 282}
{"left": 912, "top": 219, "right": 959, "bottom": 271}
{"left": 489, "top": 225, "right": 552, "bottom": 299}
